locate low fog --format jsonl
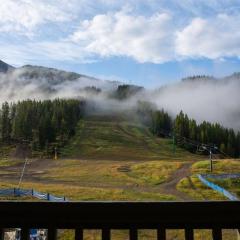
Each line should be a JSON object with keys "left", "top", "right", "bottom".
{"left": 147, "top": 76, "right": 240, "bottom": 130}
{"left": 0, "top": 66, "right": 120, "bottom": 101}
{"left": 0, "top": 65, "right": 240, "bottom": 131}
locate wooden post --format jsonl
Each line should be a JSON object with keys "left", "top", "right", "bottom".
{"left": 48, "top": 228, "right": 57, "bottom": 240}
{"left": 21, "top": 228, "right": 29, "bottom": 240}
{"left": 185, "top": 228, "right": 194, "bottom": 240}
{"left": 75, "top": 228, "right": 83, "bottom": 240}
{"left": 212, "top": 228, "right": 222, "bottom": 240}
{"left": 157, "top": 228, "right": 166, "bottom": 240}
{"left": 102, "top": 228, "right": 111, "bottom": 240}
{"left": 237, "top": 229, "right": 240, "bottom": 240}
{"left": 129, "top": 228, "right": 138, "bottom": 240}
{"left": 0, "top": 228, "right": 4, "bottom": 240}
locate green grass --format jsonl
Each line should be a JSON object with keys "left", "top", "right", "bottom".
{"left": 0, "top": 117, "right": 238, "bottom": 239}
{"left": 42, "top": 159, "right": 183, "bottom": 187}
{"left": 0, "top": 181, "right": 175, "bottom": 201}
{"left": 191, "top": 159, "right": 240, "bottom": 174}
{"left": 177, "top": 159, "right": 240, "bottom": 200}
{"left": 0, "top": 116, "right": 202, "bottom": 203}
{"left": 0, "top": 145, "right": 18, "bottom": 167}
{"left": 0, "top": 158, "right": 21, "bottom": 167}
{"left": 61, "top": 118, "right": 199, "bottom": 161}
{"left": 177, "top": 176, "right": 227, "bottom": 200}
{"left": 128, "top": 161, "right": 183, "bottom": 185}
{"left": 191, "top": 159, "right": 240, "bottom": 198}
{"left": 209, "top": 178, "right": 240, "bottom": 197}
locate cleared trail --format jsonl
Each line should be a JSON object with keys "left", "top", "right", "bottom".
{"left": 0, "top": 158, "right": 194, "bottom": 201}
{"left": 159, "top": 162, "right": 193, "bottom": 201}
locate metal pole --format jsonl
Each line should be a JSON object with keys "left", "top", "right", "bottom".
{"left": 54, "top": 147, "right": 58, "bottom": 160}
{"left": 210, "top": 149, "right": 213, "bottom": 172}
{"left": 18, "top": 158, "right": 28, "bottom": 189}
{"left": 172, "top": 134, "right": 176, "bottom": 155}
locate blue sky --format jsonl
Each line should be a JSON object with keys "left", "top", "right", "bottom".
{"left": 0, "top": 0, "right": 240, "bottom": 88}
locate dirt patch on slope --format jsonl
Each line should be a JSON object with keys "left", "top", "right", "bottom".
{"left": 160, "top": 162, "right": 193, "bottom": 200}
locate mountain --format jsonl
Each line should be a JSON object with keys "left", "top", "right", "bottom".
{"left": 223, "top": 72, "right": 240, "bottom": 83}
{"left": 0, "top": 59, "right": 239, "bottom": 131}
{"left": 0, "top": 60, "right": 145, "bottom": 104}
{"left": 0, "top": 60, "right": 14, "bottom": 73}
{"left": 19, "top": 65, "right": 82, "bottom": 84}
{"left": 181, "top": 75, "right": 216, "bottom": 83}
{"left": 0, "top": 61, "right": 124, "bottom": 102}
{"left": 181, "top": 73, "right": 240, "bottom": 84}
{"left": 0, "top": 60, "right": 121, "bottom": 88}
{"left": 14, "top": 64, "right": 117, "bottom": 88}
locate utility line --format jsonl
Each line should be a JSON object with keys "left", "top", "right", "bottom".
{"left": 161, "top": 128, "right": 231, "bottom": 158}
{"left": 18, "top": 158, "right": 28, "bottom": 189}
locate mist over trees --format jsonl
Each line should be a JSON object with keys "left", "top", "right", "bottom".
{"left": 0, "top": 61, "right": 240, "bottom": 131}
{"left": 0, "top": 96, "right": 239, "bottom": 158}
{"left": 174, "top": 111, "right": 240, "bottom": 157}
{"left": 0, "top": 99, "right": 85, "bottom": 151}
{"left": 113, "top": 85, "right": 144, "bottom": 100}
{"left": 150, "top": 109, "right": 172, "bottom": 137}
{"left": 149, "top": 109, "right": 240, "bottom": 157}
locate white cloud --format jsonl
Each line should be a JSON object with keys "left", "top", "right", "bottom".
{"left": 67, "top": 10, "right": 240, "bottom": 63}
{"left": 0, "top": 0, "right": 163, "bottom": 36}
{"left": 0, "top": 40, "right": 96, "bottom": 66}
{"left": 168, "top": 0, "right": 240, "bottom": 16}
{"left": 0, "top": 0, "right": 71, "bottom": 34}
{"left": 1, "top": 1, "right": 240, "bottom": 64}
{"left": 69, "top": 10, "right": 175, "bottom": 63}
{"left": 176, "top": 14, "right": 240, "bottom": 59}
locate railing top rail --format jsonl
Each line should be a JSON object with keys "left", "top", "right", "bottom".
{"left": 0, "top": 200, "right": 239, "bottom": 203}
{"left": 0, "top": 201, "right": 239, "bottom": 229}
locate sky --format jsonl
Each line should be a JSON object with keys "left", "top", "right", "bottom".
{"left": 0, "top": 0, "right": 240, "bottom": 88}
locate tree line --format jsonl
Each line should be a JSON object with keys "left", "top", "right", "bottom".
{"left": 0, "top": 99, "right": 85, "bottom": 151}
{"left": 150, "top": 109, "right": 240, "bottom": 157}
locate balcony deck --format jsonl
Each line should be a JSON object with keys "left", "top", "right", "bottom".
{"left": 0, "top": 201, "right": 239, "bottom": 240}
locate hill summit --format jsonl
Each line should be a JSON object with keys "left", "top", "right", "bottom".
{"left": 0, "top": 60, "right": 14, "bottom": 73}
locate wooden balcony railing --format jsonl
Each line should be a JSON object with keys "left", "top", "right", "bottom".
{"left": 0, "top": 201, "right": 239, "bottom": 240}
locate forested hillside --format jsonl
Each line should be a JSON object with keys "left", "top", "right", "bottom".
{"left": 0, "top": 97, "right": 239, "bottom": 158}
{"left": 150, "top": 109, "right": 240, "bottom": 157}
{"left": 0, "top": 99, "right": 85, "bottom": 152}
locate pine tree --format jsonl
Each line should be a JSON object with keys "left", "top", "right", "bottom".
{"left": 1, "top": 102, "right": 11, "bottom": 142}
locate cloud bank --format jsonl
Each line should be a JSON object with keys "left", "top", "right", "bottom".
{"left": 70, "top": 11, "right": 174, "bottom": 63}
{"left": 176, "top": 14, "right": 240, "bottom": 59}
{"left": 148, "top": 77, "right": 240, "bottom": 130}
{"left": 1, "top": 0, "right": 240, "bottom": 65}
{"left": 69, "top": 11, "right": 240, "bottom": 63}
{"left": 0, "top": 66, "right": 240, "bottom": 131}
{"left": 0, "top": 0, "right": 71, "bottom": 35}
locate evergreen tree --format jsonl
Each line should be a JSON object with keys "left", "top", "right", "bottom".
{"left": 0, "top": 99, "right": 85, "bottom": 150}
{"left": 150, "top": 109, "right": 240, "bottom": 157}
{"left": 1, "top": 102, "right": 11, "bottom": 142}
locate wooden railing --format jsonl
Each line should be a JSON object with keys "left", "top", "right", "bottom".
{"left": 0, "top": 201, "right": 239, "bottom": 240}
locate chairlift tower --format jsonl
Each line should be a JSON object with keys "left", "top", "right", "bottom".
{"left": 209, "top": 148, "right": 213, "bottom": 172}
{"left": 202, "top": 145, "right": 217, "bottom": 173}
{"left": 54, "top": 147, "right": 58, "bottom": 160}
